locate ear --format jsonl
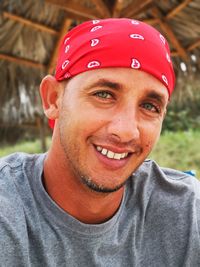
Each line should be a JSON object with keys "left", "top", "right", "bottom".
{"left": 39, "top": 75, "right": 63, "bottom": 120}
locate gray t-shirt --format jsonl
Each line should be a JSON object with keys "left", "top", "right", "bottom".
{"left": 0, "top": 152, "right": 199, "bottom": 267}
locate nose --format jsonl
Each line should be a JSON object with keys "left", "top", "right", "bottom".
{"left": 107, "top": 106, "right": 140, "bottom": 143}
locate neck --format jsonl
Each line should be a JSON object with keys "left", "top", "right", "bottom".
{"left": 43, "top": 140, "right": 124, "bottom": 224}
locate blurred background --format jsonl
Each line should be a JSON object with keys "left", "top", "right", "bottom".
{"left": 0, "top": 0, "right": 199, "bottom": 177}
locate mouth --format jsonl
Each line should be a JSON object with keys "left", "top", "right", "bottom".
{"left": 95, "top": 145, "right": 130, "bottom": 160}
{"left": 92, "top": 144, "right": 135, "bottom": 170}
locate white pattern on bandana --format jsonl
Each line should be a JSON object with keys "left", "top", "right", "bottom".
{"left": 62, "top": 60, "right": 70, "bottom": 69}
{"left": 130, "top": 34, "right": 145, "bottom": 40}
{"left": 159, "top": 34, "right": 166, "bottom": 45}
{"left": 65, "top": 45, "right": 70, "bottom": 53}
{"left": 87, "top": 61, "right": 101, "bottom": 68}
{"left": 162, "top": 74, "right": 168, "bottom": 85}
{"left": 131, "top": 59, "right": 141, "bottom": 69}
{"left": 131, "top": 20, "right": 140, "bottom": 25}
{"left": 64, "top": 37, "right": 70, "bottom": 45}
{"left": 90, "top": 26, "right": 103, "bottom": 32}
{"left": 166, "top": 53, "right": 171, "bottom": 63}
{"left": 91, "top": 39, "right": 100, "bottom": 47}
{"left": 93, "top": 20, "right": 100, "bottom": 24}
{"left": 64, "top": 72, "right": 71, "bottom": 78}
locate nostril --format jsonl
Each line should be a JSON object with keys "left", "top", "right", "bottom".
{"left": 110, "top": 133, "right": 121, "bottom": 142}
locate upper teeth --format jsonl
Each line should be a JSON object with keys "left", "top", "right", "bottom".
{"left": 96, "top": 146, "right": 128, "bottom": 160}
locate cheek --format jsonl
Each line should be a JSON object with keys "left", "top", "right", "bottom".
{"left": 74, "top": 106, "right": 110, "bottom": 132}
{"left": 61, "top": 109, "right": 106, "bottom": 140}
{"left": 144, "top": 141, "right": 155, "bottom": 153}
{"left": 140, "top": 120, "right": 162, "bottom": 149}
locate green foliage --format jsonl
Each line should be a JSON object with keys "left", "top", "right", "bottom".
{"left": 150, "top": 130, "right": 200, "bottom": 178}
{"left": 0, "top": 138, "right": 51, "bottom": 158}
{"left": 163, "top": 74, "right": 200, "bottom": 132}
{"left": 163, "top": 109, "right": 200, "bottom": 132}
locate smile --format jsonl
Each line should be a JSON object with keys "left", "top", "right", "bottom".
{"left": 96, "top": 146, "right": 129, "bottom": 160}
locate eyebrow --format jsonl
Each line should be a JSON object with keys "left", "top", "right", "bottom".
{"left": 145, "top": 90, "right": 167, "bottom": 106}
{"left": 85, "top": 78, "right": 123, "bottom": 91}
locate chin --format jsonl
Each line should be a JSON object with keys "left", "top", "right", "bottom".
{"left": 80, "top": 175, "right": 127, "bottom": 194}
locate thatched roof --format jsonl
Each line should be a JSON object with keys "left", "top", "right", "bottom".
{"left": 0, "top": 0, "right": 200, "bottom": 125}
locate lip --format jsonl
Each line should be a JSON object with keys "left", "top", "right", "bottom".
{"left": 92, "top": 144, "right": 132, "bottom": 170}
{"left": 94, "top": 143, "right": 132, "bottom": 154}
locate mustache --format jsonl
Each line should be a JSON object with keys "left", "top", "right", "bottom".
{"left": 91, "top": 134, "right": 142, "bottom": 153}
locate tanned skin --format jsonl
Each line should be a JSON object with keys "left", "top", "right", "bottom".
{"left": 40, "top": 68, "right": 168, "bottom": 224}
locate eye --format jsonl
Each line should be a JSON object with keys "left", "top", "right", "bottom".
{"left": 141, "top": 102, "right": 160, "bottom": 113}
{"left": 94, "top": 91, "right": 113, "bottom": 99}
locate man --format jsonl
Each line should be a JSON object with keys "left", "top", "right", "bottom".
{"left": 0, "top": 18, "right": 199, "bottom": 266}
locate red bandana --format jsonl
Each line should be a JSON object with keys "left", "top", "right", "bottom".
{"left": 50, "top": 18, "right": 175, "bottom": 128}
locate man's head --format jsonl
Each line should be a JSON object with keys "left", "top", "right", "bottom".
{"left": 40, "top": 18, "right": 175, "bottom": 193}
{"left": 49, "top": 18, "right": 175, "bottom": 129}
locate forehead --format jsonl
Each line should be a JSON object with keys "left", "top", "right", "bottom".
{"left": 67, "top": 68, "right": 169, "bottom": 101}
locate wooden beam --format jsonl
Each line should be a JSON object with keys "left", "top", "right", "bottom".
{"left": 3, "top": 12, "right": 58, "bottom": 35}
{"left": 166, "top": 0, "right": 193, "bottom": 19}
{"left": 121, "top": 0, "right": 153, "bottom": 18}
{"left": 112, "top": 0, "right": 125, "bottom": 18}
{"left": 171, "top": 51, "right": 179, "bottom": 57}
{"left": 159, "top": 21, "right": 188, "bottom": 60}
{"left": 90, "top": 0, "right": 111, "bottom": 18}
{"left": 142, "top": 18, "right": 159, "bottom": 25}
{"left": 0, "top": 53, "right": 45, "bottom": 69}
{"left": 187, "top": 39, "right": 200, "bottom": 51}
{"left": 151, "top": 7, "right": 188, "bottom": 61}
{"left": 63, "top": 11, "right": 90, "bottom": 22}
{"left": 45, "top": 0, "right": 99, "bottom": 20}
{"left": 48, "top": 19, "right": 72, "bottom": 74}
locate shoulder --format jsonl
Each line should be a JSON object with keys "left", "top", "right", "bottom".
{"left": 0, "top": 152, "right": 28, "bottom": 197}
{"left": 0, "top": 152, "right": 45, "bottom": 213}
{"left": 0, "top": 152, "right": 46, "bottom": 241}
{"left": 0, "top": 152, "right": 45, "bottom": 179}
{"left": 0, "top": 153, "right": 41, "bottom": 264}
{"left": 131, "top": 159, "right": 200, "bottom": 225}
{"left": 161, "top": 164, "right": 200, "bottom": 198}
{"left": 131, "top": 159, "right": 200, "bottom": 219}
{"left": 136, "top": 159, "right": 200, "bottom": 197}
{"left": 0, "top": 153, "right": 32, "bottom": 203}
{"left": 0, "top": 154, "right": 28, "bottom": 233}
{"left": 0, "top": 152, "right": 38, "bottom": 170}
{"left": 0, "top": 151, "right": 46, "bottom": 190}
{"left": 129, "top": 160, "right": 200, "bottom": 264}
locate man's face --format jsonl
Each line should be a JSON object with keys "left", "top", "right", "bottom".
{"left": 57, "top": 68, "right": 168, "bottom": 193}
